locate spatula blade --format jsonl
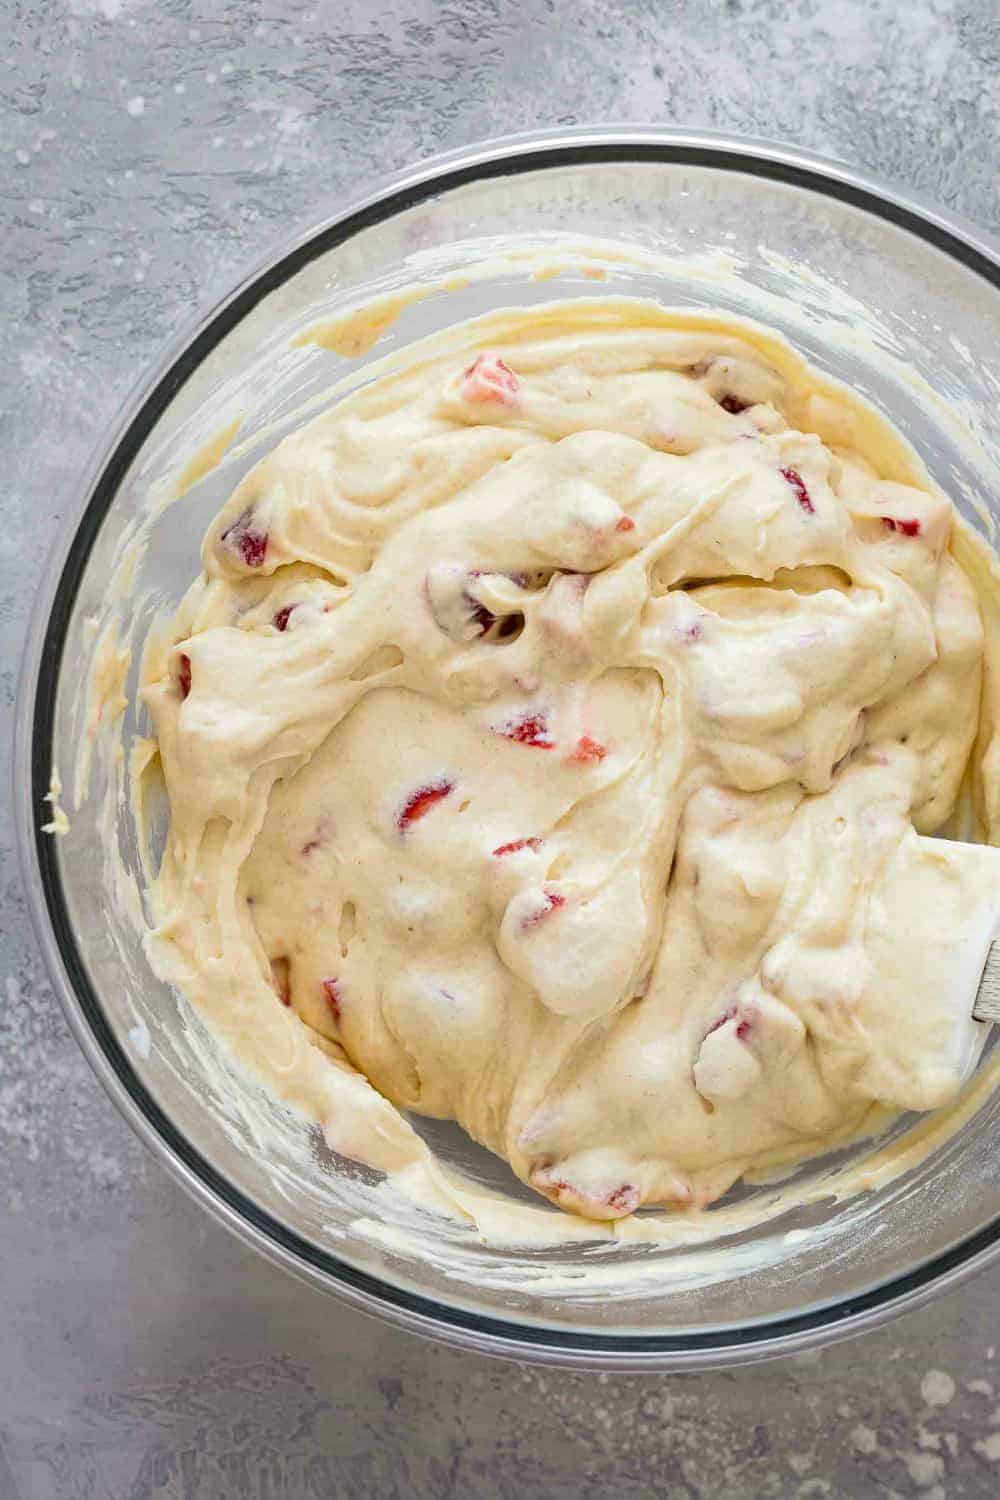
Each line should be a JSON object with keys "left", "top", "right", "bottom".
{"left": 973, "top": 939, "right": 1000, "bottom": 1024}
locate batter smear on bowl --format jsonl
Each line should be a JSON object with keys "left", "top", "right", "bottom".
{"left": 142, "top": 300, "right": 1000, "bottom": 1223}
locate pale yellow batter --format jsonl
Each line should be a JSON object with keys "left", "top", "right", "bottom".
{"left": 142, "top": 300, "right": 1000, "bottom": 1223}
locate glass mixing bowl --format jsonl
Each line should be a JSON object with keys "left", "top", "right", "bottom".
{"left": 15, "top": 128, "right": 1000, "bottom": 1370}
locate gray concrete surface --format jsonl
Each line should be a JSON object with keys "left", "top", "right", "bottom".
{"left": 3, "top": 1, "right": 1000, "bottom": 1495}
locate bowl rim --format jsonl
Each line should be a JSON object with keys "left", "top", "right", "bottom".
{"left": 15, "top": 124, "right": 1000, "bottom": 1371}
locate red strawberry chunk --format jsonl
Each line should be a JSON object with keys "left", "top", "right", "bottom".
{"left": 270, "top": 956, "right": 291, "bottom": 1007}
{"left": 498, "top": 710, "right": 556, "bottom": 749}
{"left": 425, "top": 564, "right": 511, "bottom": 640}
{"left": 705, "top": 1003, "right": 751, "bottom": 1041}
{"left": 396, "top": 777, "right": 455, "bottom": 832}
{"left": 705, "top": 1003, "right": 737, "bottom": 1037}
{"left": 301, "top": 816, "right": 331, "bottom": 857}
{"left": 492, "top": 836, "right": 543, "bottom": 857}
{"left": 461, "top": 352, "right": 520, "bottom": 406}
{"left": 606, "top": 1183, "right": 641, "bottom": 1215}
{"left": 674, "top": 620, "right": 702, "bottom": 644}
{"left": 220, "top": 506, "right": 268, "bottom": 568}
{"left": 780, "top": 467, "right": 815, "bottom": 515}
{"left": 178, "top": 653, "right": 192, "bottom": 700}
{"left": 568, "top": 735, "right": 607, "bottom": 764}
{"left": 322, "top": 977, "right": 341, "bottom": 1022}
{"left": 882, "top": 516, "right": 921, "bottom": 537}
{"left": 521, "top": 888, "right": 566, "bottom": 931}
{"left": 615, "top": 514, "right": 636, "bottom": 533}
{"left": 468, "top": 597, "right": 496, "bottom": 634}
{"left": 532, "top": 1168, "right": 640, "bottom": 1218}
{"left": 273, "top": 604, "right": 297, "bottom": 631}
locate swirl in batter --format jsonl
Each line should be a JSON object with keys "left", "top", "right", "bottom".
{"left": 143, "top": 301, "right": 1000, "bottom": 1222}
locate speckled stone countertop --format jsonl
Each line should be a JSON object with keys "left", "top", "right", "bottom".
{"left": 3, "top": 3, "right": 1000, "bottom": 1497}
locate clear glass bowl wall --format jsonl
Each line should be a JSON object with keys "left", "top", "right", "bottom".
{"left": 18, "top": 135, "right": 1000, "bottom": 1368}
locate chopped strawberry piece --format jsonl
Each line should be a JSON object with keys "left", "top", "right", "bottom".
{"left": 396, "top": 777, "right": 455, "bottom": 832}
{"left": 178, "top": 653, "right": 192, "bottom": 699}
{"left": 497, "top": 710, "right": 556, "bottom": 749}
{"left": 568, "top": 735, "right": 607, "bottom": 764}
{"left": 780, "top": 467, "right": 815, "bottom": 515}
{"left": 322, "top": 977, "right": 341, "bottom": 1022}
{"left": 532, "top": 1168, "right": 640, "bottom": 1218}
{"left": 521, "top": 888, "right": 566, "bottom": 931}
{"left": 615, "top": 515, "right": 636, "bottom": 533}
{"left": 273, "top": 604, "right": 297, "bottom": 631}
{"left": 674, "top": 620, "right": 702, "bottom": 644}
{"left": 460, "top": 569, "right": 499, "bottom": 635}
{"left": 705, "top": 1003, "right": 737, "bottom": 1037}
{"left": 301, "top": 816, "right": 331, "bottom": 857}
{"left": 719, "top": 394, "right": 749, "bottom": 414}
{"left": 425, "top": 564, "right": 510, "bottom": 640}
{"left": 882, "top": 516, "right": 921, "bottom": 537}
{"left": 270, "top": 956, "right": 291, "bottom": 1007}
{"left": 240, "top": 533, "right": 268, "bottom": 567}
{"left": 220, "top": 506, "right": 268, "bottom": 568}
{"left": 468, "top": 598, "right": 496, "bottom": 634}
{"left": 461, "top": 352, "right": 520, "bottom": 406}
{"left": 606, "top": 1183, "right": 641, "bottom": 1215}
{"left": 492, "top": 836, "right": 543, "bottom": 857}
{"left": 704, "top": 1004, "right": 752, "bottom": 1042}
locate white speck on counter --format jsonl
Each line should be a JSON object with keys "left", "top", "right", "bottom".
{"left": 904, "top": 1449, "right": 944, "bottom": 1486}
{"left": 976, "top": 1433, "right": 1000, "bottom": 1461}
{"left": 126, "top": 95, "right": 144, "bottom": 117}
{"left": 851, "top": 1424, "right": 879, "bottom": 1455}
{"left": 921, "top": 1370, "right": 956, "bottom": 1407}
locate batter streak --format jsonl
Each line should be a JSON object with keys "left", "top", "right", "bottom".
{"left": 142, "top": 300, "right": 1000, "bottom": 1221}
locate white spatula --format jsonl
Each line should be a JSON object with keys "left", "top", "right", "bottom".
{"left": 937, "top": 840, "right": 1000, "bottom": 1025}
